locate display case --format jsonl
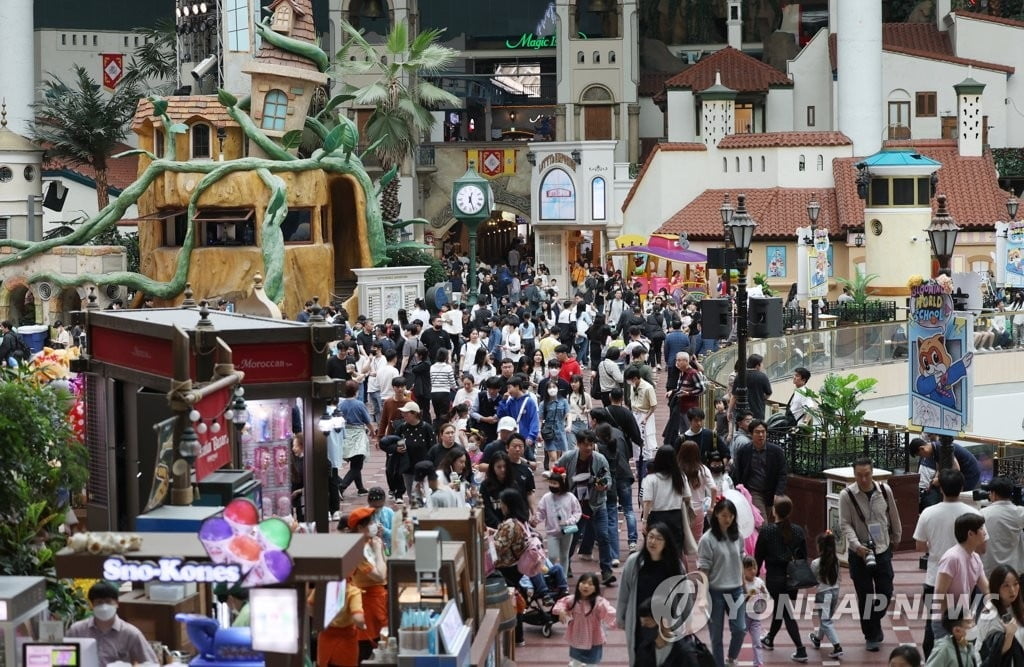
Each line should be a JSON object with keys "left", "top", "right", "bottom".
{"left": 240, "top": 398, "right": 302, "bottom": 519}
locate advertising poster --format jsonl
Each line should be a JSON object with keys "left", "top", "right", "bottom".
{"left": 194, "top": 387, "right": 231, "bottom": 482}
{"left": 908, "top": 280, "right": 974, "bottom": 435}
{"left": 807, "top": 248, "right": 829, "bottom": 298}
{"left": 1003, "top": 223, "right": 1024, "bottom": 288}
{"left": 766, "top": 246, "right": 786, "bottom": 278}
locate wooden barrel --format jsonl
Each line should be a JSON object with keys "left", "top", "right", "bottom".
{"left": 484, "top": 576, "right": 517, "bottom": 632}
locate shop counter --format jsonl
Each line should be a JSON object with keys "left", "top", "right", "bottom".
{"left": 386, "top": 543, "right": 471, "bottom": 638}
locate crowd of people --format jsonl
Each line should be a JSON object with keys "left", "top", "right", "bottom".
{"left": 304, "top": 252, "right": 1017, "bottom": 667}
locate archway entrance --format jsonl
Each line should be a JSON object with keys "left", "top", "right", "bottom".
{"left": 56, "top": 287, "right": 82, "bottom": 326}
{"left": 327, "top": 174, "right": 371, "bottom": 297}
{"left": 3, "top": 283, "right": 33, "bottom": 325}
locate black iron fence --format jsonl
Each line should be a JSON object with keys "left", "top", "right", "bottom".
{"left": 768, "top": 423, "right": 912, "bottom": 477}
{"left": 827, "top": 300, "right": 898, "bottom": 323}
{"left": 783, "top": 306, "right": 806, "bottom": 330}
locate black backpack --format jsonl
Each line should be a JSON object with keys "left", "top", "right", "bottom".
{"left": 6, "top": 331, "right": 30, "bottom": 361}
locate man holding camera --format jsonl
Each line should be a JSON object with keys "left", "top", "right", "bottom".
{"left": 838, "top": 457, "right": 902, "bottom": 653}
{"left": 980, "top": 477, "right": 1024, "bottom": 576}
{"left": 912, "top": 469, "right": 979, "bottom": 657}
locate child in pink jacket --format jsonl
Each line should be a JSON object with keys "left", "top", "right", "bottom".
{"left": 552, "top": 573, "right": 617, "bottom": 665}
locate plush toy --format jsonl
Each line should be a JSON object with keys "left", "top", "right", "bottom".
{"left": 28, "top": 345, "right": 81, "bottom": 383}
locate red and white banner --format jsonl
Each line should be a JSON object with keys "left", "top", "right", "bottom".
{"left": 194, "top": 386, "right": 232, "bottom": 481}
{"left": 101, "top": 53, "right": 125, "bottom": 90}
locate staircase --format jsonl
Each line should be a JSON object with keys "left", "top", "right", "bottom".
{"left": 332, "top": 279, "right": 358, "bottom": 316}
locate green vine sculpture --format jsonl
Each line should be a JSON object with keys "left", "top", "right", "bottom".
{"left": 0, "top": 27, "right": 392, "bottom": 303}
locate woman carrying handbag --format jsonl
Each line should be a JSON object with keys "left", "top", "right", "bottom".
{"left": 754, "top": 495, "right": 810, "bottom": 663}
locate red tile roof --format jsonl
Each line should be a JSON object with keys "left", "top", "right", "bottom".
{"left": 953, "top": 10, "right": 1024, "bottom": 29}
{"left": 621, "top": 142, "right": 707, "bottom": 211}
{"left": 664, "top": 46, "right": 792, "bottom": 93}
{"left": 639, "top": 71, "right": 678, "bottom": 97}
{"left": 655, "top": 188, "right": 840, "bottom": 240}
{"left": 132, "top": 96, "right": 239, "bottom": 130}
{"left": 654, "top": 141, "right": 1009, "bottom": 239}
{"left": 717, "top": 131, "right": 851, "bottom": 149}
{"left": 42, "top": 142, "right": 139, "bottom": 191}
{"left": 827, "top": 28, "right": 1013, "bottom": 74}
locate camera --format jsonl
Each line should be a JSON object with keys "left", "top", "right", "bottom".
{"left": 864, "top": 540, "right": 877, "bottom": 570}
{"left": 191, "top": 54, "right": 218, "bottom": 81}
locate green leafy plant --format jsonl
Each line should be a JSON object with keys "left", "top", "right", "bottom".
{"left": 0, "top": 368, "right": 90, "bottom": 624}
{"left": 797, "top": 372, "right": 878, "bottom": 447}
{"left": 836, "top": 271, "right": 879, "bottom": 306}
{"left": 752, "top": 272, "right": 775, "bottom": 296}
{"left": 385, "top": 246, "right": 446, "bottom": 288}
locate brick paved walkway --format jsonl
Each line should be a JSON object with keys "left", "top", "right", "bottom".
{"left": 337, "top": 367, "right": 928, "bottom": 665}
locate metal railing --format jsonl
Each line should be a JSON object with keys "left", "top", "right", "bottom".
{"left": 825, "top": 300, "right": 898, "bottom": 323}
{"left": 769, "top": 424, "right": 912, "bottom": 477}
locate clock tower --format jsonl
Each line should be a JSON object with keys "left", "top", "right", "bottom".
{"left": 451, "top": 164, "right": 493, "bottom": 304}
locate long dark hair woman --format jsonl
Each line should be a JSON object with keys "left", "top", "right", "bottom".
{"left": 754, "top": 495, "right": 808, "bottom": 661}
{"left": 492, "top": 488, "right": 534, "bottom": 645}
{"left": 640, "top": 445, "right": 696, "bottom": 556}
{"left": 978, "top": 564, "right": 1024, "bottom": 666}
{"left": 588, "top": 314, "right": 612, "bottom": 373}
{"left": 480, "top": 451, "right": 517, "bottom": 528}
{"left": 616, "top": 521, "right": 684, "bottom": 659}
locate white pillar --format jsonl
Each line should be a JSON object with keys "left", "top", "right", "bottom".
{"left": 0, "top": 0, "right": 35, "bottom": 136}
{"left": 727, "top": 0, "right": 742, "bottom": 50}
{"left": 955, "top": 75, "right": 986, "bottom": 157}
{"left": 936, "top": 0, "right": 952, "bottom": 31}
{"left": 700, "top": 73, "right": 736, "bottom": 149}
{"left": 837, "top": 0, "right": 882, "bottom": 156}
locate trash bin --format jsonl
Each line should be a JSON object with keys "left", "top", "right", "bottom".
{"left": 16, "top": 325, "right": 49, "bottom": 353}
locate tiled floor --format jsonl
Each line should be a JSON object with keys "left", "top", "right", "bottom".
{"left": 338, "top": 368, "right": 929, "bottom": 666}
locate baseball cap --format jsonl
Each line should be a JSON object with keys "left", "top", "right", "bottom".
{"left": 398, "top": 401, "right": 421, "bottom": 413}
{"left": 346, "top": 506, "right": 376, "bottom": 530}
{"left": 498, "top": 416, "right": 518, "bottom": 432}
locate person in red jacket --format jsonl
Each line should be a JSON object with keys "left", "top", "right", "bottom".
{"left": 555, "top": 345, "right": 581, "bottom": 383}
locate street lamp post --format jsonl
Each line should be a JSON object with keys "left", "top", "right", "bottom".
{"left": 1008, "top": 193, "right": 1019, "bottom": 223}
{"left": 926, "top": 194, "right": 961, "bottom": 472}
{"left": 806, "top": 194, "right": 821, "bottom": 330}
{"left": 723, "top": 193, "right": 758, "bottom": 418}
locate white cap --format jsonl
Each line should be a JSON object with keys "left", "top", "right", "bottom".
{"left": 498, "top": 416, "right": 518, "bottom": 432}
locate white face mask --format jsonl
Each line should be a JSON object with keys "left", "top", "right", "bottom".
{"left": 547, "top": 387, "right": 558, "bottom": 397}
{"left": 367, "top": 523, "right": 379, "bottom": 537}
{"left": 548, "top": 368, "right": 559, "bottom": 377}
{"left": 965, "top": 624, "right": 979, "bottom": 645}
{"left": 93, "top": 603, "right": 117, "bottom": 622}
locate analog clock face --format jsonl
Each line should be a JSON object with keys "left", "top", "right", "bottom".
{"left": 455, "top": 185, "right": 486, "bottom": 215}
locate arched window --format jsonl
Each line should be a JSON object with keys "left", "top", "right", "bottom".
{"left": 154, "top": 129, "right": 165, "bottom": 158}
{"left": 735, "top": 157, "right": 740, "bottom": 172}
{"left": 816, "top": 154, "right": 824, "bottom": 171}
{"left": 798, "top": 155, "right": 806, "bottom": 172}
{"left": 261, "top": 90, "right": 289, "bottom": 131}
{"left": 723, "top": 157, "right": 728, "bottom": 172}
{"left": 539, "top": 168, "right": 576, "bottom": 220}
{"left": 593, "top": 51, "right": 600, "bottom": 63}
{"left": 191, "top": 123, "right": 211, "bottom": 159}
{"left": 609, "top": 51, "right": 616, "bottom": 63}
{"left": 748, "top": 156, "right": 753, "bottom": 172}
{"left": 577, "top": 51, "right": 585, "bottom": 63}
{"left": 761, "top": 155, "right": 766, "bottom": 172}
{"left": 592, "top": 177, "right": 606, "bottom": 220}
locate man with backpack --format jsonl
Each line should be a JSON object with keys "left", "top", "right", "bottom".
{"left": 0, "top": 321, "right": 30, "bottom": 366}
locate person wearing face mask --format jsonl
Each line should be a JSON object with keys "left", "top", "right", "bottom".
{"left": 66, "top": 581, "right": 159, "bottom": 666}
{"left": 537, "top": 359, "right": 570, "bottom": 400}
{"left": 213, "top": 583, "right": 250, "bottom": 627}
{"left": 342, "top": 506, "right": 388, "bottom": 662}
{"left": 540, "top": 380, "right": 570, "bottom": 468}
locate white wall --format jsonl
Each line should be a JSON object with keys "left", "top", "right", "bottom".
{"left": 620, "top": 148, "right": 709, "bottom": 240}
{"left": 882, "top": 52, "right": 1008, "bottom": 148}
{"left": 765, "top": 87, "right": 794, "bottom": 132}
{"left": 41, "top": 176, "right": 139, "bottom": 236}
{"left": 950, "top": 16, "right": 1024, "bottom": 147}
{"left": 637, "top": 97, "right": 664, "bottom": 139}
{"left": 788, "top": 28, "right": 833, "bottom": 132}
{"left": 776, "top": 145, "right": 852, "bottom": 188}
{"left": 666, "top": 90, "right": 696, "bottom": 142}
{"left": 1, "top": 0, "right": 35, "bottom": 136}
{"left": 0, "top": 150, "right": 44, "bottom": 241}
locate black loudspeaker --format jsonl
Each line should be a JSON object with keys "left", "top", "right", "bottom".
{"left": 748, "top": 297, "right": 783, "bottom": 338}
{"left": 706, "top": 247, "right": 738, "bottom": 270}
{"left": 700, "top": 299, "right": 732, "bottom": 339}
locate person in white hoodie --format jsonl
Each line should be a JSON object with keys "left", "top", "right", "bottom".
{"left": 534, "top": 470, "right": 581, "bottom": 582}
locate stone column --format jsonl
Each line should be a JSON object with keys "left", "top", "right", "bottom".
{"left": 627, "top": 103, "right": 640, "bottom": 164}
{"left": 573, "top": 105, "right": 582, "bottom": 141}
{"left": 554, "top": 104, "right": 566, "bottom": 142}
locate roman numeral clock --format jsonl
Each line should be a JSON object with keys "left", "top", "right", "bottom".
{"left": 451, "top": 163, "right": 493, "bottom": 305}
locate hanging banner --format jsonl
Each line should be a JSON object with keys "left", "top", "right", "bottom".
{"left": 194, "top": 387, "right": 232, "bottom": 482}
{"left": 908, "top": 279, "right": 974, "bottom": 435}
{"left": 143, "top": 417, "right": 177, "bottom": 513}
{"left": 807, "top": 247, "right": 830, "bottom": 298}
{"left": 466, "top": 149, "right": 516, "bottom": 179}
{"left": 101, "top": 53, "right": 125, "bottom": 90}
{"left": 1002, "top": 222, "right": 1024, "bottom": 288}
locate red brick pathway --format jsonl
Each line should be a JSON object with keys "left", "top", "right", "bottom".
{"left": 338, "top": 367, "right": 928, "bottom": 665}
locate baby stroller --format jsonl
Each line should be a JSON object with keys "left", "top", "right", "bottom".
{"left": 516, "top": 566, "right": 568, "bottom": 638}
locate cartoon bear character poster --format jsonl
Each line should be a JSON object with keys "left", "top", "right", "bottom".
{"left": 1004, "top": 224, "right": 1024, "bottom": 287}
{"left": 909, "top": 281, "right": 973, "bottom": 435}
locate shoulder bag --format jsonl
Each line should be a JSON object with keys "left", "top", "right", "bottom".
{"left": 785, "top": 530, "right": 818, "bottom": 590}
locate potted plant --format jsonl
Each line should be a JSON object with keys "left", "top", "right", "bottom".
{"left": 796, "top": 372, "right": 879, "bottom": 468}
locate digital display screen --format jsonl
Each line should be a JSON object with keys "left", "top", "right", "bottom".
{"left": 249, "top": 588, "right": 299, "bottom": 654}
{"left": 23, "top": 644, "right": 80, "bottom": 667}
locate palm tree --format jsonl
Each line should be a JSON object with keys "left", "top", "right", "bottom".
{"left": 30, "top": 66, "right": 142, "bottom": 210}
{"left": 332, "top": 20, "right": 459, "bottom": 224}
{"left": 122, "top": 20, "right": 179, "bottom": 95}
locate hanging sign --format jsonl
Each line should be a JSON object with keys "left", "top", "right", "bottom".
{"left": 907, "top": 278, "right": 974, "bottom": 435}
{"left": 101, "top": 53, "right": 124, "bottom": 90}
{"left": 505, "top": 33, "right": 557, "bottom": 49}
{"left": 194, "top": 387, "right": 232, "bottom": 482}
{"left": 1002, "top": 222, "right": 1024, "bottom": 288}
